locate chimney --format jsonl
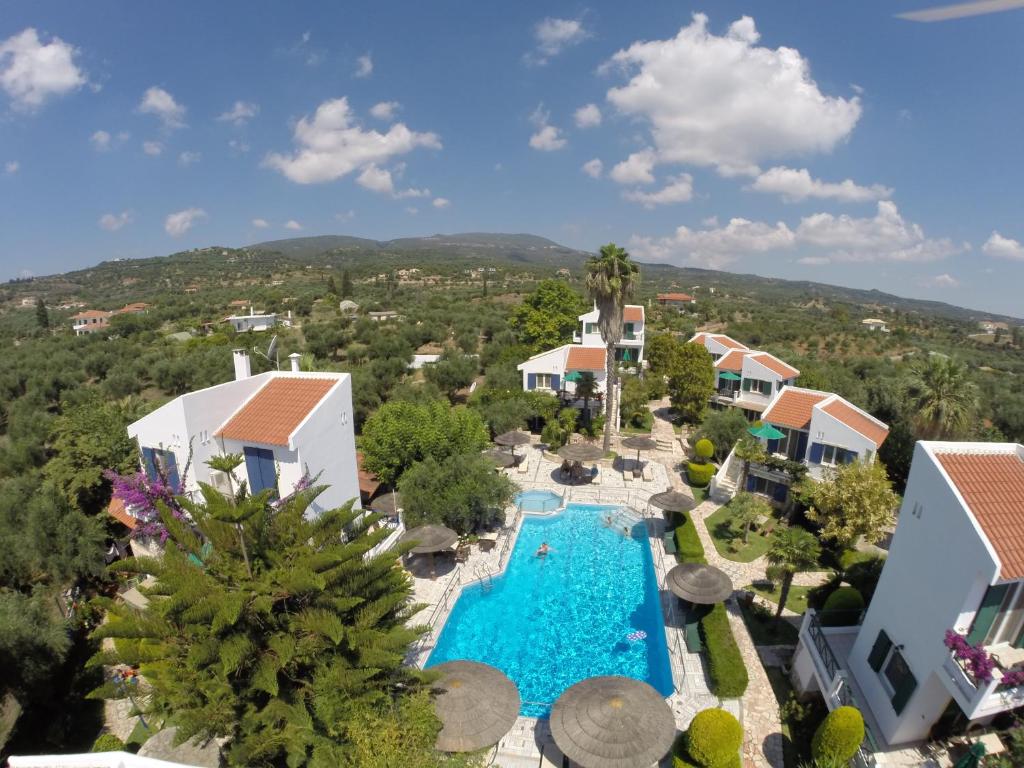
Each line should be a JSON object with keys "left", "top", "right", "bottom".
{"left": 288, "top": 353, "right": 302, "bottom": 373}
{"left": 250, "top": 305, "right": 255, "bottom": 317}
{"left": 232, "top": 349, "right": 252, "bottom": 380}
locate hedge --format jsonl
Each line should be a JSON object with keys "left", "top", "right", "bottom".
{"left": 820, "top": 586, "right": 865, "bottom": 627}
{"left": 694, "top": 438, "right": 715, "bottom": 460}
{"left": 686, "top": 461, "right": 715, "bottom": 487}
{"left": 674, "top": 515, "right": 707, "bottom": 564}
{"left": 684, "top": 708, "right": 743, "bottom": 768}
{"left": 700, "top": 603, "right": 749, "bottom": 697}
{"left": 91, "top": 733, "right": 126, "bottom": 752}
{"left": 812, "top": 706, "right": 864, "bottom": 766}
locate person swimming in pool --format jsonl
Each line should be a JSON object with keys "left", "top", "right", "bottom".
{"left": 536, "top": 542, "right": 551, "bottom": 557}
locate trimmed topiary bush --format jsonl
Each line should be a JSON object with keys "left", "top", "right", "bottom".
{"left": 674, "top": 516, "right": 706, "bottom": 564}
{"left": 694, "top": 438, "right": 715, "bottom": 461}
{"left": 700, "top": 604, "right": 749, "bottom": 697}
{"left": 820, "top": 586, "right": 865, "bottom": 627}
{"left": 811, "top": 706, "right": 864, "bottom": 767}
{"left": 91, "top": 733, "right": 126, "bottom": 752}
{"left": 686, "top": 461, "right": 715, "bottom": 487}
{"left": 686, "top": 708, "right": 743, "bottom": 768}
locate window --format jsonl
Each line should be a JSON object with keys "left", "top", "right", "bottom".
{"left": 535, "top": 373, "right": 552, "bottom": 389}
{"left": 585, "top": 323, "right": 598, "bottom": 335}
{"left": 868, "top": 630, "right": 918, "bottom": 715}
{"left": 821, "top": 444, "right": 837, "bottom": 465}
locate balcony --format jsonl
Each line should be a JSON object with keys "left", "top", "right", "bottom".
{"left": 940, "top": 643, "right": 1024, "bottom": 719}
{"left": 618, "top": 330, "right": 644, "bottom": 345}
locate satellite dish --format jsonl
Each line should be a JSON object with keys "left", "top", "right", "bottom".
{"left": 253, "top": 334, "right": 280, "bottom": 370}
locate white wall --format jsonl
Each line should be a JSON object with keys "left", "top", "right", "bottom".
{"left": 291, "top": 375, "right": 360, "bottom": 515}
{"left": 847, "top": 442, "right": 1000, "bottom": 745}
{"left": 738, "top": 356, "right": 789, "bottom": 407}
{"left": 518, "top": 347, "right": 569, "bottom": 392}
{"left": 804, "top": 404, "right": 882, "bottom": 477}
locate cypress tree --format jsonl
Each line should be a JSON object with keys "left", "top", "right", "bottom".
{"left": 35, "top": 298, "right": 49, "bottom": 329}
{"left": 340, "top": 270, "right": 353, "bottom": 298}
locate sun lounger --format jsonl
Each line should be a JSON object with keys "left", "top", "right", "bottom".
{"left": 642, "top": 463, "right": 654, "bottom": 481}
{"left": 663, "top": 531, "right": 677, "bottom": 555}
{"left": 517, "top": 457, "right": 530, "bottom": 474}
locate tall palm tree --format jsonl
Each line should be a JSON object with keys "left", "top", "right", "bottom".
{"left": 765, "top": 526, "right": 821, "bottom": 618}
{"left": 575, "top": 371, "right": 598, "bottom": 430}
{"left": 585, "top": 243, "right": 640, "bottom": 451}
{"left": 904, "top": 355, "right": 978, "bottom": 439}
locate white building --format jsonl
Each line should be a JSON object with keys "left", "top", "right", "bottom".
{"left": 574, "top": 304, "right": 645, "bottom": 367}
{"left": 125, "top": 350, "right": 360, "bottom": 517}
{"left": 688, "top": 332, "right": 749, "bottom": 362}
{"left": 712, "top": 349, "right": 800, "bottom": 419}
{"left": 226, "top": 307, "right": 285, "bottom": 333}
{"left": 711, "top": 386, "right": 889, "bottom": 503}
{"left": 71, "top": 309, "right": 112, "bottom": 335}
{"left": 862, "top": 318, "right": 889, "bottom": 332}
{"left": 791, "top": 441, "right": 1024, "bottom": 754}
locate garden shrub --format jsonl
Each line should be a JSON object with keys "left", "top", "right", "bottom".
{"left": 686, "top": 461, "right": 715, "bottom": 487}
{"left": 844, "top": 556, "right": 886, "bottom": 606}
{"left": 699, "top": 604, "right": 749, "bottom": 698}
{"left": 674, "top": 516, "right": 706, "bottom": 564}
{"left": 811, "top": 706, "right": 865, "bottom": 767}
{"left": 91, "top": 733, "right": 126, "bottom": 752}
{"left": 685, "top": 707, "right": 743, "bottom": 768}
{"left": 820, "top": 586, "right": 865, "bottom": 627}
{"left": 694, "top": 438, "right": 714, "bottom": 461}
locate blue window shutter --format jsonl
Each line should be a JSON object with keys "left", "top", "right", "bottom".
{"left": 141, "top": 447, "right": 158, "bottom": 481}
{"left": 163, "top": 451, "right": 181, "bottom": 491}
{"left": 809, "top": 443, "right": 825, "bottom": 464}
{"left": 796, "top": 432, "right": 809, "bottom": 460}
{"left": 527, "top": 373, "right": 536, "bottom": 390}
{"left": 746, "top": 475, "right": 756, "bottom": 492}
{"left": 766, "top": 439, "right": 779, "bottom": 454}
{"left": 551, "top": 374, "right": 560, "bottom": 391}
{"left": 244, "top": 447, "right": 278, "bottom": 495}
{"left": 772, "top": 482, "right": 788, "bottom": 503}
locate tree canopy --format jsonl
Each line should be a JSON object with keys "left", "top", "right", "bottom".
{"left": 797, "top": 460, "right": 899, "bottom": 550}
{"left": 509, "top": 279, "right": 587, "bottom": 352}
{"left": 399, "top": 453, "right": 517, "bottom": 533}
{"left": 668, "top": 343, "right": 715, "bottom": 424}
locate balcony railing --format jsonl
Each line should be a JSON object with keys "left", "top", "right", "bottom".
{"left": 941, "top": 646, "right": 1024, "bottom": 718}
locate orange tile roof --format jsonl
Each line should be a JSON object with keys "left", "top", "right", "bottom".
{"left": 750, "top": 352, "right": 799, "bottom": 380}
{"left": 821, "top": 399, "right": 889, "bottom": 447}
{"left": 937, "top": 451, "right": 1024, "bottom": 580}
{"left": 658, "top": 292, "right": 694, "bottom": 302}
{"left": 623, "top": 305, "right": 644, "bottom": 322}
{"left": 690, "top": 332, "right": 709, "bottom": 345}
{"left": 715, "top": 349, "right": 748, "bottom": 372}
{"left": 715, "top": 334, "right": 748, "bottom": 350}
{"left": 217, "top": 377, "right": 338, "bottom": 446}
{"left": 567, "top": 346, "right": 606, "bottom": 371}
{"left": 107, "top": 497, "right": 138, "bottom": 530}
{"left": 71, "top": 309, "right": 112, "bottom": 320}
{"left": 762, "top": 389, "right": 829, "bottom": 430}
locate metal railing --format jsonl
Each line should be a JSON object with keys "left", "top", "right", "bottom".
{"left": 408, "top": 566, "right": 462, "bottom": 661}
{"left": 807, "top": 610, "right": 842, "bottom": 682}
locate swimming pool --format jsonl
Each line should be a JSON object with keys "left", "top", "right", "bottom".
{"left": 514, "top": 489, "right": 563, "bottom": 513}
{"left": 426, "top": 503, "right": 674, "bottom": 717}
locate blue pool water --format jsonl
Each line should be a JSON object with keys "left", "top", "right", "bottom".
{"left": 426, "top": 503, "right": 673, "bottom": 717}
{"left": 514, "top": 489, "right": 563, "bottom": 513}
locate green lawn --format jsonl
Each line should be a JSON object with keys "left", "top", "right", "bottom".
{"left": 705, "top": 504, "right": 779, "bottom": 562}
{"left": 739, "top": 600, "right": 799, "bottom": 645}
{"left": 748, "top": 583, "right": 812, "bottom": 615}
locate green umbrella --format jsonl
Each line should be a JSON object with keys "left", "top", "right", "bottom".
{"left": 718, "top": 371, "right": 742, "bottom": 381}
{"left": 564, "top": 370, "right": 583, "bottom": 382}
{"left": 953, "top": 741, "right": 985, "bottom": 768}
{"left": 749, "top": 423, "right": 785, "bottom": 440}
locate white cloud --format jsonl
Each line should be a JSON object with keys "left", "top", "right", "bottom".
{"left": 574, "top": 103, "right": 602, "bottom": 128}
{"left": 264, "top": 97, "right": 441, "bottom": 184}
{"left": 982, "top": 231, "right": 1024, "bottom": 261}
{"left": 529, "top": 124, "right": 567, "bottom": 151}
{"left": 355, "top": 163, "right": 430, "bottom": 198}
{"left": 749, "top": 166, "right": 892, "bottom": 203}
{"left": 142, "top": 140, "right": 163, "bottom": 156}
{"left": 178, "top": 150, "right": 201, "bottom": 166}
{"left": 922, "top": 273, "right": 959, "bottom": 288}
{"left": 284, "top": 219, "right": 303, "bottom": 231}
{"left": 164, "top": 207, "right": 206, "bottom": 237}
{"left": 139, "top": 86, "right": 186, "bottom": 129}
{"left": 529, "top": 17, "right": 588, "bottom": 64}
{"left": 228, "top": 138, "right": 250, "bottom": 154}
{"left": 604, "top": 14, "right": 861, "bottom": 177}
{"left": 623, "top": 174, "right": 694, "bottom": 208}
{"left": 354, "top": 54, "right": 373, "bottom": 78}
{"left": 370, "top": 101, "right": 400, "bottom": 121}
{"left": 610, "top": 149, "right": 656, "bottom": 184}
{"left": 334, "top": 209, "right": 355, "bottom": 221}
{"left": 582, "top": 158, "right": 603, "bottom": 178}
{"left": 90, "top": 130, "right": 111, "bottom": 151}
{"left": 251, "top": 218, "right": 269, "bottom": 228}
{"left": 630, "top": 217, "right": 796, "bottom": 269}
{"left": 98, "top": 211, "right": 131, "bottom": 231}
{"left": 216, "top": 100, "right": 258, "bottom": 125}
{"left": 4, "top": 160, "right": 18, "bottom": 175}
{"left": 405, "top": 206, "right": 418, "bottom": 215}
{"left": 0, "top": 28, "right": 86, "bottom": 111}
{"left": 432, "top": 197, "right": 450, "bottom": 209}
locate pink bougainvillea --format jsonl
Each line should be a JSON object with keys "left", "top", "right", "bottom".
{"left": 105, "top": 469, "right": 190, "bottom": 543}
{"left": 944, "top": 630, "right": 997, "bottom": 683}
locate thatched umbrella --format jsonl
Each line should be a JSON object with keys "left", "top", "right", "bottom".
{"left": 483, "top": 448, "right": 517, "bottom": 469}
{"left": 620, "top": 435, "right": 658, "bottom": 473}
{"left": 495, "top": 430, "right": 532, "bottom": 459}
{"left": 557, "top": 442, "right": 605, "bottom": 463}
{"left": 432, "top": 660, "right": 521, "bottom": 753}
{"left": 648, "top": 490, "right": 696, "bottom": 514}
{"left": 370, "top": 491, "right": 402, "bottom": 519}
{"left": 550, "top": 676, "right": 676, "bottom": 768}
{"left": 665, "top": 563, "right": 734, "bottom": 604}
{"left": 399, "top": 524, "right": 459, "bottom": 554}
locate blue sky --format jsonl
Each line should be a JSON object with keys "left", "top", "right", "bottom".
{"left": 1, "top": 1, "right": 1023, "bottom": 316}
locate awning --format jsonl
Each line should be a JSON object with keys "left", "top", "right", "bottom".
{"left": 564, "top": 370, "right": 583, "bottom": 382}
{"left": 718, "top": 371, "right": 742, "bottom": 381}
{"left": 749, "top": 423, "right": 786, "bottom": 440}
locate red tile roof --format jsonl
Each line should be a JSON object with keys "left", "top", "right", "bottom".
{"left": 567, "top": 346, "right": 606, "bottom": 371}
{"left": 107, "top": 497, "right": 138, "bottom": 530}
{"left": 623, "top": 305, "right": 644, "bottom": 323}
{"left": 217, "top": 377, "right": 338, "bottom": 446}
{"left": 658, "top": 292, "right": 694, "bottom": 302}
{"left": 716, "top": 334, "right": 748, "bottom": 350}
{"left": 762, "top": 389, "right": 829, "bottom": 430}
{"left": 715, "top": 349, "right": 748, "bottom": 372}
{"left": 821, "top": 399, "right": 889, "bottom": 447}
{"left": 71, "top": 309, "right": 112, "bottom": 320}
{"left": 749, "top": 352, "right": 799, "bottom": 380}
{"left": 690, "top": 332, "right": 709, "bottom": 345}
{"left": 937, "top": 451, "right": 1024, "bottom": 580}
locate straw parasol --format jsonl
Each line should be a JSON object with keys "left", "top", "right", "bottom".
{"left": 647, "top": 489, "right": 696, "bottom": 514}
{"left": 665, "top": 563, "right": 734, "bottom": 604}
{"left": 370, "top": 491, "right": 402, "bottom": 518}
{"left": 399, "top": 524, "right": 459, "bottom": 554}
{"left": 494, "top": 430, "right": 531, "bottom": 458}
{"left": 620, "top": 435, "right": 658, "bottom": 467}
{"left": 432, "top": 660, "right": 521, "bottom": 753}
{"left": 557, "top": 442, "right": 605, "bottom": 463}
{"left": 483, "top": 448, "right": 517, "bottom": 469}
{"left": 549, "top": 676, "right": 676, "bottom": 768}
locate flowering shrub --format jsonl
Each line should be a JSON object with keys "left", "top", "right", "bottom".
{"left": 105, "top": 469, "right": 190, "bottom": 542}
{"left": 1000, "top": 668, "right": 1024, "bottom": 688}
{"left": 944, "top": 630, "right": 996, "bottom": 683}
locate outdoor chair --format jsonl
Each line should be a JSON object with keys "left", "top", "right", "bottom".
{"left": 642, "top": 463, "right": 654, "bottom": 481}
{"left": 590, "top": 466, "right": 601, "bottom": 485}
{"left": 455, "top": 545, "right": 471, "bottom": 563}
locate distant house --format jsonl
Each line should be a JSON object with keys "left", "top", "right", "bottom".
{"left": 18, "top": 297, "right": 36, "bottom": 308}
{"left": 556, "top": 268, "right": 572, "bottom": 279}
{"left": 792, "top": 441, "right": 1024, "bottom": 754}
{"left": 228, "top": 299, "right": 250, "bottom": 309}
{"left": 118, "top": 302, "right": 151, "bottom": 315}
{"left": 226, "top": 307, "right": 282, "bottom": 332}
{"left": 862, "top": 318, "right": 889, "bottom": 332}
{"left": 368, "top": 310, "right": 401, "bottom": 322}
{"left": 125, "top": 350, "right": 360, "bottom": 518}
{"left": 656, "top": 292, "right": 696, "bottom": 307}
{"left": 70, "top": 309, "right": 112, "bottom": 335}
{"left": 338, "top": 299, "right": 360, "bottom": 314}
{"left": 688, "top": 332, "right": 749, "bottom": 362}
{"left": 711, "top": 350, "right": 800, "bottom": 419}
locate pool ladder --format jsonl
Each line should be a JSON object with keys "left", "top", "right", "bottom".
{"left": 473, "top": 565, "right": 494, "bottom": 592}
